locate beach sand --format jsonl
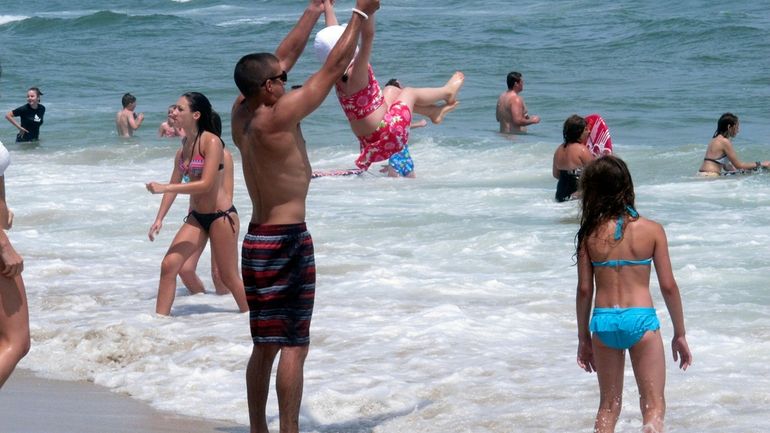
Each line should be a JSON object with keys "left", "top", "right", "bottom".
{"left": 0, "top": 369, "right": 247, "bottom": 433}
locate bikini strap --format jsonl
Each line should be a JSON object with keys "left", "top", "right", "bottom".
{"left": 613, "top": 206, "right": 639, "bottom": 240}
{"left": 217, "top": 207, "right": 237, "bottom": 233}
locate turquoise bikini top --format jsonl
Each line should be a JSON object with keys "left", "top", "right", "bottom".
{"left": 591, "top": 206, "right": 653, "bottom": 268}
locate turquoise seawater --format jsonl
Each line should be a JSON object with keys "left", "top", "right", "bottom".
{"left": 1, "top": 2, "right": 770, "bottom": 432}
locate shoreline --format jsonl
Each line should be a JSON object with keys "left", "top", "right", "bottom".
{"left": 0, "top": 369, "right": 247, "bottom": 433}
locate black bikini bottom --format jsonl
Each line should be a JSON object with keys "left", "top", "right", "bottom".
{"left": 186, "top": 205, "right": 237, "bottom": 233}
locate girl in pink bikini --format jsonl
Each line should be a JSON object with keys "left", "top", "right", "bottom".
{"left": 145, "top": 92, "right": 248, "bottom": 316}
{"left": 315, "top": 0, "right": 464, "bottom": 170}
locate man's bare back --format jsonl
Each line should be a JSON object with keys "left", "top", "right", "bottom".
{"left": 115, "top": 108, "right": 144, "bottom": 137}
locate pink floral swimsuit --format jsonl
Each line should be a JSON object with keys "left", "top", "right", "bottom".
{"left": 336, "top": 64, "right": 412, "bottom": 170}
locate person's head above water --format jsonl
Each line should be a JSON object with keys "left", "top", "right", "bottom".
{"left": 506, "top": 71, "right": 522, "bottom": 90}
{"left": 713, "top": 112, "right": 739, "bottom": 139}
{"left": 563, "top": 114, "right": 587, "bottom": 145}
{"left": 385, "top": 78, "right": 402, "bottom": 88}
{"left": 313, "top": 24, "right": 358, "bottom": 64}
{"left": 233, "top": 53, "right": 288, "bottom": 99}
{"left": 121, "top": 93, "right": 136, "bottom": 108}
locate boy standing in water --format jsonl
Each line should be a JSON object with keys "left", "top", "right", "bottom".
{"left": 230, "top": 1, "right": 379, "bottom": 432}
{"left": 115, "top": 92, "right": 144, "bottom": 137}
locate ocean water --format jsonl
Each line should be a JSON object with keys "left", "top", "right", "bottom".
{"left": 2, "top": 1, "right": 770, "bottom": 432}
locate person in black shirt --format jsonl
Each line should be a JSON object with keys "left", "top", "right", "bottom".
{"left": 5, "top": 87, "right": 45, "bottom": 142}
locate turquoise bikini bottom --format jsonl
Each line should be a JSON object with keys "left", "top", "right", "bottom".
{"left": 590, "top": 307, "right": 660, "bottom": 350}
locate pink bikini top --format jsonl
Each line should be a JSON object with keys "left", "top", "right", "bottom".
{"left": 179, "top": 154, "right": 205, "bottom": 183}
{"left": 335, "top": 64, "right": 384, "bottom": 121}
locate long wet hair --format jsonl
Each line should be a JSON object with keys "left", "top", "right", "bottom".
{"left": 713, "top": 112, "right": 738, "bottom": 138}
{"left": 562, "top": 114, "right": 586, "bottom": 147}
{"left": 182, "top": 92, "right": 222, "bottom": 148}
{"left": 575, "top": 155, "right": 636, "bottom": 255}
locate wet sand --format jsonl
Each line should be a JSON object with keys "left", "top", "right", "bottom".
{"left": 0, "top": 369, "right": 247, "bottom": 433}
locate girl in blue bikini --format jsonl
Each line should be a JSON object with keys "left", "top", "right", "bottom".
{"left": 575, "top": 155, "right": 692, "bottom": 433}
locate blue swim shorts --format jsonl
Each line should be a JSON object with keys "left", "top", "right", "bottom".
{"left": 589, "top": 307, "right": 660, "bottom": 350}
{"left": 388, "top": 145, "right": 414, "bottom": 176}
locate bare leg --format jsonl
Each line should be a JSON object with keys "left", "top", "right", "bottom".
{"left": 629, "top": 331, "right": 667, "bottom": 433}
{"left": 276, "top": 346, "right": 309, "bottom": 433}
{"left": 0, "top": 275, "right": 29, "bottom": 389}
{"left": 414, "top": 102, "right": 459, "bottom": 124}
{"left": 396, "top": 71, "right": 465, "bottom": 111}
{"left": 591, "top": 335, "right": 626, "bottom": 433}
{"left": 208, "top": 213, "right": 248, "bottom": 312}
{"left": 179, "top": 239, "right": 206, "bottom": 294}
{"left": 247, "top": 344, "right": 280, "bottom": 433}
{"left": 156, "top": 223, "right": 208, "bottom": 315}
{"left": 385, "top": 82, "right": 459, "bottom": 125}
{"left": 212, "top": 215, "right": 238, "bottom": 295}
{"left": 210, "top": 254, "right": 230, "bottom": 295}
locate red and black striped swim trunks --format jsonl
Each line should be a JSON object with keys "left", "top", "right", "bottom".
{"left": 242, "top": 223, "right": 316, "bottom": 346}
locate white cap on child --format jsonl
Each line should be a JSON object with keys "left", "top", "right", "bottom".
{"left": 314, "top": 24, "right": 358, "bottom": 63}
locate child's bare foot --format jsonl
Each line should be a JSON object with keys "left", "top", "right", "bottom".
{"left": 429, "top": 101, "right": 459, "bottom": 124}
{"left": 445, "top": 71, "right": 465, "bottom": 105}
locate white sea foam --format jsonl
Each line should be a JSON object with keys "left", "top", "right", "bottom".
{"left": 8, "top": 132, "right": 770, "bottom": 431}
{"left": 0, "top": 15, "right": 28, "bottom": 25}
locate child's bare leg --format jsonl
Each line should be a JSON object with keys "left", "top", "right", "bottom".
{"left": 180, "top": 242, "right": 206, "bottom": 294}
{"left": 414, "top": 102, "right": 459, "bottom": 125}
{"left": 323, "top": 0, "right": 338, "bottom": 26}
{"left": 630, "top": 331, "right": 667, "bottom": 433}
{"left": 397, "top": 71, "right": 465, "bottom": 110}
{"left": 592, "top": 335, "right": 625, "bottom": 433}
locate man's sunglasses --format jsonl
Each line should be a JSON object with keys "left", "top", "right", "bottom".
{"left": 261, "top": 71, "right": 288, "bottom": 87}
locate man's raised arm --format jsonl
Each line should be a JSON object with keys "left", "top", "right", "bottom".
{"left": 274, "top": 0, "right": 325, "bottom": 72}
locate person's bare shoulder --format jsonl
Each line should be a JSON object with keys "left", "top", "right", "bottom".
{"left": 508, "top": 92, "right": 523, "bottom": 106}
{"left": 635, "top": 216, "right": 665, "bottom": 238}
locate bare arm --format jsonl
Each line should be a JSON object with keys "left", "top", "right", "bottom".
{"left": 652, "top": 223, "right": 692, "bottom": 370}
{"left": 345, "top": 12, "right": 375, "bottom": 93}
{"left": 722, "top": 138, "right": 765, "bottom": 170}
{"left": 0, "top": 178, "right": 23, "bottom": 277}
{"left": 576, "top": 244, "right": 596, "bottom": 372}
{"left": 552, "top": 148, "right": 560, "bottom": 179}
{"left": 323, "top": 0, "right": 338, "bottom": 26}
{"left": 509, "top": 96, "right": 539, "bottom": 125}
{"left": 0, "top": 177, "right": 9, "bottom": 230}
{"left": 129, "top": 113, "right": 144, "bottom": 130}
{"left": 274, "top": 0, "right": 325, "bottom": 73}
{"left": 0, "top": 228, "right": 23, "bottom": 277}
{"left": 148, "top": 149, "right": 183, "bottom": 240}
{"left": 5, "top": 111, "right": 26, "bottom": 133}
